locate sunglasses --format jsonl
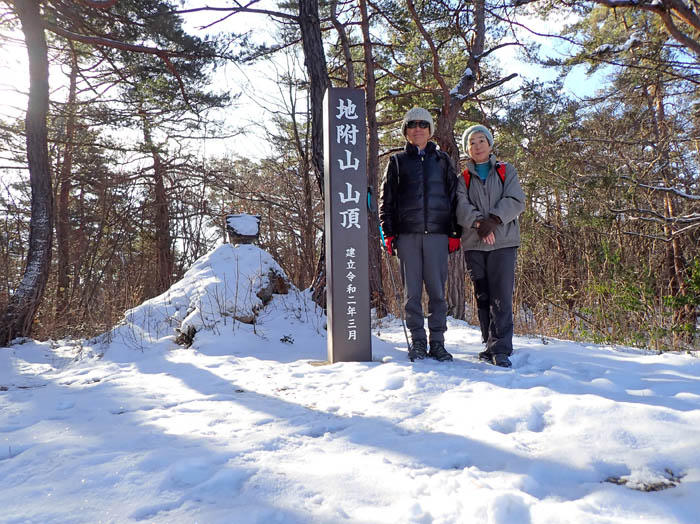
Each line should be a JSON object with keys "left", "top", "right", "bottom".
{"left": 406, "top": 120, "right": 430, "bottom": 129}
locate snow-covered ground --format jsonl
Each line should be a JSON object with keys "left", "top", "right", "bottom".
{"left": 1, "top": 244, "right": 699, "bottom": 523}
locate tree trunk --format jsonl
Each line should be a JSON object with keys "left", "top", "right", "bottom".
{"left": 55, "top": 47, "right": 79, "bottom": 326}
{"left": 445, "top": 253, "right": 465, "bottom": 319}
{"left": 648, "top": 81, "right": 694, "bottom": 344}
{"left": 311, "top": 244, "right": 326, "bottom": 308}
{"left": 403, "top": 0, "right": 491, "bottom": 320}
{"left": 359, "top": 0, "right": 387, "bottom": 317}
{"left": 430, "top": 0, "right": 487, "bottom": 321}
{"left": 140, "top": 108, "right": 174, "bottom": 295}
{"left": 301, "top": 159, "right": 316, "bottom": 288}
{"left": 0, "top": 0, "right": 53, "bottom": 346}
{"left": 298, "top": 0, "right": 329, "bottom": 191}
{"left": 152, "top": 152, "right": 173, "bottom": 294}
{"left": 298, "top": 0, "right": 330, "bottom": 307}
{"left": 331, "top": 0, "right": 355, "bottom": 87}
{"left": 287, "top": 77, "right": 317, "bottom": 289}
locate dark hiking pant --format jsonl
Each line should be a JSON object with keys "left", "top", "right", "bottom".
{"left": 464, "top": 247, "right": 517, "bottom": 356}
{"left": 397, "top": 233, "right": 448, "bottom": 343}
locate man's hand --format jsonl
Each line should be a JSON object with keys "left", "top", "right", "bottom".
{"left": 448, "top": 238, "right": 461, "bottom": 253}
{"left": 384, "top": 235, "right": 396, "bottom": 256}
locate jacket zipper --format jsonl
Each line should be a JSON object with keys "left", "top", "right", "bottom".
{"left": 421, "top": 155, "right": 428, "bottom": 233}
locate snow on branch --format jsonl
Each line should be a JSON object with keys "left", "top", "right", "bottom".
{"left": 622, "top": 176, "right": 700, "bottom": 201}
{"left": 449, "top": 67, "right": 474, "bottom": 99}
{"left": 588, "top": 0, "right": 700, "bottom": 58}
{"left": 469, "top": 73, "right": 518, "bottom": 99}
{"left": 592, "top": 31, "right": 644, "bottom": 55}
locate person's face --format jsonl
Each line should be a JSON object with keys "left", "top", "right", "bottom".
{"left": 467, "top": 132, "right": 492, "bottom": 163}
{"left": 405, "top": 120, "right": 430, "bottom": 149}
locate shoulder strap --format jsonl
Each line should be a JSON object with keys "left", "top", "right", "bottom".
{"left": 461, "top": 168, "right": 471, "bottom": 190}
{"left": 463, "top": 162, "right": 506, "bottom": 190}
{"left": 495, "top": 162, "right": 506, "bottom": 183}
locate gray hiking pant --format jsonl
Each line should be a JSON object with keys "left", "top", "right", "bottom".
{"left": 396, "top": 233, "right": 448, "bottom": 343}
{"left": 464, "top": 247, "right": 517, "bottom": 356}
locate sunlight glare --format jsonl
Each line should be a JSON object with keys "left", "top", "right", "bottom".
{"left": 0, "top": 29, "right": 29, "bottom": 120}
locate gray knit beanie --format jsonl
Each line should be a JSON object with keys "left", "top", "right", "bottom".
{"left": 462, "top": 124, "right": 494, "bottom": 152}
{"left": 401, "top": 107, "right": 434, "bottom": 138}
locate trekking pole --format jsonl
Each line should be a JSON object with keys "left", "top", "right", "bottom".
{"left": 367, "top": 187, "right": 412, "bottom": 359}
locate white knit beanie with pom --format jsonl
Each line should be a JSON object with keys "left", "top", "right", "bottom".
{"left": 401, "top": 107, "right": 434, "bottom": 138}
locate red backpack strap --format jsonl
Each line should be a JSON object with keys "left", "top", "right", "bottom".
{"left": 495, "top": 162, "right": 506, "bottom": 183}
{"left": 462, "top": 168, "right": 471, "bottom": 189}
{"left": 464, "top": 164, "right": 505, "bottom": 188}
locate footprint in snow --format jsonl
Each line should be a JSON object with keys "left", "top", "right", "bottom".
{"left": 489, "top": 403, "right": 550, "bottom": 434}
{"left": 487, "top": 493, "right": 532, "bottom": 524}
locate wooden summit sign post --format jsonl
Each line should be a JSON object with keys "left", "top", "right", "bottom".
{"left": 323, "top": 87, "right": 372, "bottom": 363}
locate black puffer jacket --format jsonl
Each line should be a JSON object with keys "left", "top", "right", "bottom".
{"left": 379, "top": 141, "right": 461, "bottom": 238}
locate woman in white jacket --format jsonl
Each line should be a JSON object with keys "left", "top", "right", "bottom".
{"left": 456, "top": 125, "right": 526, "bottom": 368}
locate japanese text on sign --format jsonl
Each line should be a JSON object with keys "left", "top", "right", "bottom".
{"left": 324, "top": 87, "right": 370, "bottom": 362}
{"left": 334, "top": 98, "right": 362, "bottom": 341}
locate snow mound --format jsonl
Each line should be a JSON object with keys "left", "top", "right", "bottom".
{"left": 107, "top": 244, "right": 291, "bottom": 352}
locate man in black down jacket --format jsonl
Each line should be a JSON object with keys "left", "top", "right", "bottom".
{"left": 379, "top": 107, "right": 462, "bottom": 362}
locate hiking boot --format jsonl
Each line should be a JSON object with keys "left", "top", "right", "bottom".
{"left": 408, "top": 339, "right": 428, "bottom": 361}
{"left": 428, "top": 341, "right": 453, "bottom": 362}
{"left": 478, "top": 350, "right": 492, "bottom": 362}
{"left": 492, "top": 353, "right": 512, "bottom": 368}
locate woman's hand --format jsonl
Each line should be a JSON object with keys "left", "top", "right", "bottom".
{"left": 482, "top": 232, "right": 495, "bottom": 245}
{"left": 477, "top": 215, "right": 500, "bottom": 239}
{"left": 474, "top": 220, "right": 495, "bottom": 243}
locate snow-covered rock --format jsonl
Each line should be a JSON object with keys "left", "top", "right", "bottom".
{"left": 111, "top": 244, "right": 290, "bottom": 350}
